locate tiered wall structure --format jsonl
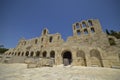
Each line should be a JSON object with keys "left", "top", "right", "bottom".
{"left": 1, "top": 19, "right": 120, "bottom": 68}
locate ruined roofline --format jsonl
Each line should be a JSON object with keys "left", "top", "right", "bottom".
{"left": 18, "top": 19, "right": 101, "bottom": 42}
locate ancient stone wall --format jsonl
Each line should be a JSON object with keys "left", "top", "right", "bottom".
{"left": 2, "top": 19, "right": 120, "bottom": 68}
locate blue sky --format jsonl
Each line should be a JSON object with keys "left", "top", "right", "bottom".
{"left": 0, "top": 0, "right": 120, "bottom": 48}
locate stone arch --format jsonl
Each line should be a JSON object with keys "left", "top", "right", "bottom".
{"left": 91, "top": 27, "right": 95, "bottom": 33}
{"left": 35, "top": 39, "right": 38, "bottom": 44}
{"left": 49, "top": 36, "right": 53, "bottom": 43}
{"left": 36, "top": 51, "right": 40, "bottom": 57}
{"left": 84, "top": 29, "right": 88, "bottom": 34}
{"left": 9, "top": 52, "right": 11, "bottom": 55}
{"left": 30, "top": 51, "right": 34, "bottom": 57}
{"left": 76, "top": 50, "right": 86, "bottom": 66}
{"left": 21, "top": 52, "right": 24, "bottom": 56}
{"left": 82, "top": 21, "right": 87, "bottom": 28}
{"left": 18, "top": 52, "right": 21, "bottom": 56}
{"left": 25, "top": 51, "right": 29, "bottom": 56}
{"left": 76, "top": 23, "right": 79, "bottom": 28}
{"left": 90, "top": 49, "right": 103, "bottom": 67}
{"left": 88, "top": 20, "right": 93, "bottom": 26}
{"left": 43, "top": 29, "right": 46, "bottom": 35}
{"left": 12, "top": 52, "right": 14, "bottom": 55}
{"left": 77, "top": 30, "right": 81, "bottom": 35}
{"left": 50, "top": 50, "right": 55, "bottom": 58}
{"left": 42, "top": 28, "right": 49, "bottom": 35}
{"left": 42, "top": 51, "right": 47, "bottom": 58}
{"left": 62, "top": 50, "right": 72, "bottom": 66}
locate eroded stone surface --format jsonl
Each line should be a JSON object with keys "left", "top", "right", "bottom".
{"left": 1, "top": 19, "right": 120, "bottom": 68}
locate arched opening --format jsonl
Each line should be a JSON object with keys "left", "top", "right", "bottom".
{"left": 58, "top": 36, "right": 60, "bottom": 40}
{"left": 18, "top": 52, "right": 21, "bottom": 56}
{"left": 36, "top": 51, "right": 40, "bottom": 57}
{"left": 43, "top": 29, "right": 46, "bottom": 35}
{"left": 35, "top": 39, "right": 38, "bottom": 44}
{"left": 76, "top": 23, "right": 79, "bottom": 28}
{"left": 41, "top": 38, "right": 44, "bottom": 42}
{"left": 62, "top": 51, "right": 72, "bottom": 66}
{"left": 77, "top": 50, "right": 86, "bottom": 66}
{"left": 49, "top": 36, "right": 53, "bottom": 42}
{"left": 88, "top": 20, "right": 93, "bottom": 26}
{"left": 77, "top": 30, "right": 81, "bottom": 35}
{"left": 82, "top": 22, "right": 86, "bottom": 28}
{"left": 30, "top": 51, "right": 34, "bottom": 57}
{"left": 43, "top": 51, "right": 47, "bottom": 58}
{"left": 50, "top": 51, "right": 55, "bottom": 58}
{"left": 84, "top": 29, "right": 88, "bottom": 34}
{"left": 21, "top": 52, "right": 24, "bottom": 56}
{"left": 50, "top": 50, "right": 55, "bottom": 64}
{"left": 9, "top": 52, "right": 11, "bottom": 55}
{"left": 91, "top": 27, "right": 95, "bottom": 33}
{"left": 25, "top": 51, "right": 29, "bottom": 56}
{"left": 90, "top": 49, "right": 103, "bottom": 67}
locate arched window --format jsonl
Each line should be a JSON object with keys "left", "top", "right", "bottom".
{"left": 9, "top": 52, "right": 11, "bottom": 55}
{"left": 58, "top": 36, "right": 60, "bottom": 40}
{"left": 90, "top": 49, "right": 103, "bottom": 67}
{"left": 49, "top": 36, "right": 53, "bottom": 42}
{"left": 43, "top": 29, "right": 46, "bottom": 35}
{"left": 35, "top": 39, "right": 38, "bottom": 44}
{"left": 50, "top": 51, "right": 55, "bottom": 58}
{"left": 26, "top": 51, "right": 29, "bottom": 56}
{"left": 30, "top": 51, "right": 34, "bottom": 57}
{"left": 36, "top": 51, "right": 40, "bottom": 57}
{"left": 21, "top": 52, "right": 24, "bottom": 56}
{"left": 90, "top": 49, "right": 101, "bottom": 58}
{"left": 77, "top": 30, "right": 81, "bottom": 35}
{"left": 77, "top": 50, "right": 85, "bottom": 58}
{"left": 82, "top": 22, "right": 86, "bottom": 28}
{"left": 18, "top": 52, "right": 21, "bottom": 56}
{"left": 84, "top": 29, "right": 88, "bottom": 34}
{"left": 43, "top": 51, "right": 47, "bottom": 58}
{"left": 76, "top": 23, "right": 79, "bottom": 28}
{"left": 41, "top": 38, "right": 44, "bottom": 42}
{"left": 88, "top": 20, "right": 93, "bottom": 26}
{"left": 91, "top": 28, "right": 95, "bottom": 33}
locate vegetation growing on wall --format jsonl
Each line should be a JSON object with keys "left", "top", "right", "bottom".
{"left": 106, "top": 29, "right": 120, "bottom": 39}
{"left": 106, "top": 29, "right": 120, "bottom": 45}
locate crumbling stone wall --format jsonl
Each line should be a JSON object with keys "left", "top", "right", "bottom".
{"left": 2, "top": 19, "right": 120, "bottom": 68}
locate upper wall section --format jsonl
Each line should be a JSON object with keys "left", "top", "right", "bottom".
{"left": 16, "top": 28, "right": 64, "bottom": 49}
{"left": 72, "top": 19, "right": 103, "bottom": 36}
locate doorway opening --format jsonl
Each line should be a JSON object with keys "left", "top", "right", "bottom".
{"left": 62, "top": 51, "right": 72, "bottom": 66}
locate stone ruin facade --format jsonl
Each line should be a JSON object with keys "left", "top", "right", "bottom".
{"left": 1, "top": 19, "right": 120, "bottom": 68}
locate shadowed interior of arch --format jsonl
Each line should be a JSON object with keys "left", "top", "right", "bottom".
{"left": 62, "top": 51, "right": 72, "bottom": 66}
